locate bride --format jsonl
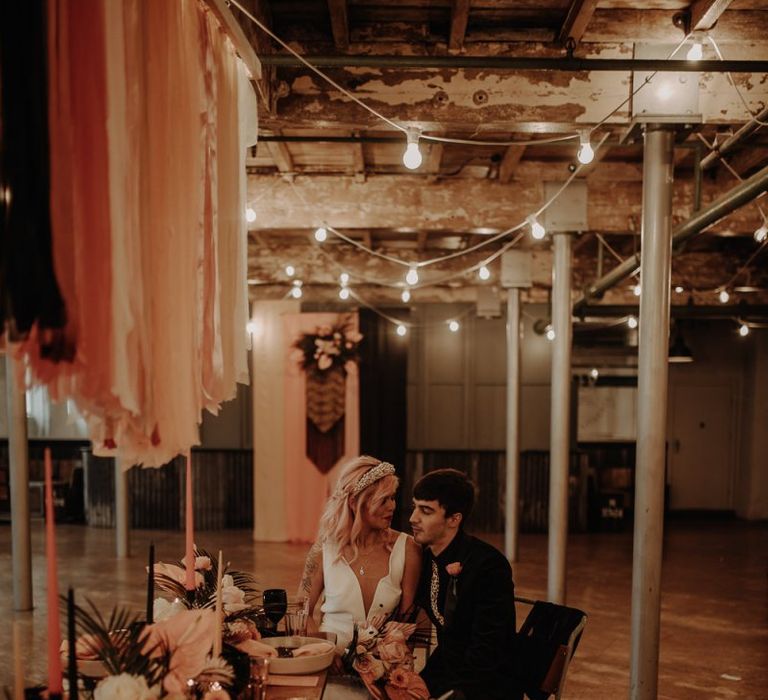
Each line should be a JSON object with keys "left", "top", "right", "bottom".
{"left": 298, "top": 455, "right": 422, "bottom": 651}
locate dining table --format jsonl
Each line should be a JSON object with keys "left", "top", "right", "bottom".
{"left": 266, "top": 671, "right": 371, "bottom": 699}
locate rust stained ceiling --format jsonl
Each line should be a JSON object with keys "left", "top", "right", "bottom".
{"left": 233, "top": 0, "right": 768, "bottom": 306}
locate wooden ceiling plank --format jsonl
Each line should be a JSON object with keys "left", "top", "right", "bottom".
{"left": 265, "top": 130, "right": 295, "bottom": 175}
{"left": 327, "top": 0, "right": 349, "bottom": 50}
{"left": 449, "top": 0, "right": 471, "bottom": 51}
{"left": 498, "top": 146, "right": 526, "bottom": 184}
{"left": 557, "top": 0, "right": 599, "bottom": 47}
{"left": 426, "top": 142, "right": 444, "bottom": 183}
{"left": 689, "top": 0, "right": 734, "bottom": 31}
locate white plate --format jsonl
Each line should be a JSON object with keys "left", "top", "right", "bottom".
{"left": 260, "top": 636, "right": 335, "bottom": 675}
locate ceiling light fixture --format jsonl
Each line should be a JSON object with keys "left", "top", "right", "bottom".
{"left": 627, "top": 315, "right": 638, "bottom": 329}
{"left": 290, "top": 285, "right": 303, "bottom": 299}
{"left": 339, "top": 287, "right": 350, "bottom": 300}
{"left": 314, "top": 226, "right": 327, "bottom": 242}
{"left": 528, "top": 215, "right": 546, "bottom": 240}
{"left": 577, "top": 131, "right": 595, "bottom": 164}
{"left": 339, "top": 272, "right": 350, "bottom": 286}
{"left": 674, "top": 285, "right": 684, "bottom": 294}
{"left": 478, "top": 265, "right": 491, "bottom": 281}
{"left": 245, "top": 207, "right": 257, "bottom": 223}
{"left": 401, "top": 289, "right": 411, "bottom": 303}
{"left": 448, "top": 320, "right": 460, "bottom": 332}
{"left": 545, "top": 325, "right": 555, "bottom": 341}
{"left": 686, "top": 32, "right": 704, "bottom": 61}
{"left": 396, "top": 323, "right": 407, "bottom": 337}
{"left": 633, "top": 284, "right": 641, "bottom": 297}
{"left": 718, "top": 289, "right": 730, "bottom": 304}
{"left": 738, "top": 323, "right": 750, "bottom": 337}
{"left": 405, "top": 264, "right": 419, "bottom": 286}
{"left": 754, "top": 223, "right": 768, "bottom": 243}
{"left": 402, "top": 128, "right": 423, "bottom": 170}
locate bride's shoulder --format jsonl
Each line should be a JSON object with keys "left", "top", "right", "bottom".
{"left": 388, "top": 529, "right": 421, "bottom": 553}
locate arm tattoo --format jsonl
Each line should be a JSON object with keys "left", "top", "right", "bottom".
{"left": 300, "top": 541, "right": 322, "bottom": 597}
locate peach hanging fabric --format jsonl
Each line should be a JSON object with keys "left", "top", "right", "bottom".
{"left": 283, "top": 313, "right": 360, "bottom": 543}
{"left": 18, "top": 0, "right": 254, "bottom": 467}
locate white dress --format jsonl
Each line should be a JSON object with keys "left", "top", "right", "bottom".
{"left": 319, "top": 532, "right": 407, "bottom": 651}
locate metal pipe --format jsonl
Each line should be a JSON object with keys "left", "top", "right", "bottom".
{"left": 693, "top": 141, "right": 703, "bottom": 213}
{"left": 701, "top": 104, "right": 768, "bottom": 170}
{"left": 115, "top": 460, "right": 130, "bottom": 558}
{"left": 573, "top": 162, "right": 768, "bottom": 312}
{"left": 5, "top": 352, "right": 33, "bottom": 611}
{"left": 260, "top": 54, "right": 768, "bottom": 73}
{"left": 629, "top": 125, "right": 675, "bottom": 700}
{"left": 578, "top": 304, "right": 768, "bottom": 319}
{"left": 547, "top": 232, "right": 573, "bottom": 605}
{"left": 505, "top": 288, "right": 522, "bottom": 563}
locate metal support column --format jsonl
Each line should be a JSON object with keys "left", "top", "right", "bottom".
{"left": 629, "top": 125, "right": 675, "bottom": 700}
{"left": 115, "top": 460, "right": 130, "bottom": 558}
{"left": 5, "top": 352, "right": 33, "bottom": 610}
{"left": 505, "top": 288, "right": 522, "bottom": 563}
{"left": 547, "top": 232, "right": 573, "bottom": 604}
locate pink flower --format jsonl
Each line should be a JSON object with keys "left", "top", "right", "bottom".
{"left": 353, "top": 653, "right": 385, "bottom": 682}
{"left": 446, "top": 562, "right": 463, "bottom": 577}
{"left": 385, "top": 668, "right": 430, "bottom": 699}
{"left": 377, "top": 637, "right": 408, "bottom": 666}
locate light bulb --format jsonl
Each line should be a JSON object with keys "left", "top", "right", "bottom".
{"left": 401, "top": 289, "right": 411, "bottom": 303}
{"left": 406, "top": 265, "right": 419, "bottom": 286}
{"left": 478, "top": 265, "right": 491, "bottom": 280}
{"left": 739, "top": 323, "right": 749, "bottom": 337}
{"left": 339, "top": 272, "right": 350, "bottom": 286}
{"left": 285, "top": 265, "right": 295, "bottom": 277}
{"left": 528, "top": 215, "right": 546, "bottom": 240}
{"left": 633, "top": 284, "right": 641, "bottom": 297}
{"left": 290, "top": 286, "right": 303, "bottom": 299}
{"left": 246, "top": 320, "right": 258, "bottom": 335}
{"left": 674, "top": 285, "right": 684, "bottom": 294}
{"left": 314, "top": 226, "right": 327, "bottom": 242}
{"left": 754, "top": 224, "right": 768, "bottom": 243}
{"left": 719, "top": 289, "right": 730, "bottom": 304}
{"left": 339, "top": 287, "right": 350, "bottom": 300}
{"left": 245, "top": 207, "right": 256, "bottom": 223}
{"left": 687, "top": 37, "right": 703, "bottom": 61}
{"left": 448, "top": 320, "right": 460, "bottom": 332}
{"left": 590, "top": 368, "right": 599, "bottom": 380}
{"left": 396, "top": 324, "right": 407, "bottom": 337}
{"left": 293, "top": 279, "right": 303, "bottom": 287}
{"left": 545, "top": 326, "right": 555, "bottom": 341}
{"left": 402, "top": 128, "right": 423, "bottom": 169}
{"left": 627, "top": 315, "right": 638, "bottom": 329}
{"left": 577, "top": 132, "right": 594, "bottom": 165}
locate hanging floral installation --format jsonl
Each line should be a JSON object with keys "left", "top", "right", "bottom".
{"left": 293, "top": 317, "right": 363, "bottom": 473}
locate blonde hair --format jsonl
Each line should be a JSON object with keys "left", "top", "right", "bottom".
{"left": 317, "top": 455, "right": 399, "bottom": 563}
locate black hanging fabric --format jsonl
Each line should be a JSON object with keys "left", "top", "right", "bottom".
{"left": 0, "top": 0, "right": 67, "bottom": 338}
{"left": 358, "top": 308, "right": 409, "bottom": 516}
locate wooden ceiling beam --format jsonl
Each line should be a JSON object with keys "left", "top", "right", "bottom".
{"left": 498, "top": 146, "right": 525, "bottom": 184}
{"left": 265, "top": 130, "right": 295, "bottom": 176}
{"left": 327, "top": 0, "right": 349, "bottom": 50}
{"left": 557, "top": 0, "right": 599, "bottom": 47}
{"left": 449, "top": 0, "right": 471, "bottom": 51}
{"left": 247, "top": 173, "right": 763, "bottom": 235}
{"left": 350, "top": 131, "right": 366, "bottom": 182}
{"left": 426, "top": 142, "right": 444, "bottom": 183}
{"left": 689, "top": 0, "right": 734, "bottom": 32}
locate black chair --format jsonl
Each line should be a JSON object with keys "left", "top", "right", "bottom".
{"left": 514, "top": 596, "right": 587, "bottom": 700}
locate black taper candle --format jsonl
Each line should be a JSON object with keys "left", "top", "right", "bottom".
{"left": 67, "top": 587, "right": 78, "bottom": 700}
{"left": 146, "top": 542, "right": 155, "bottom": 625}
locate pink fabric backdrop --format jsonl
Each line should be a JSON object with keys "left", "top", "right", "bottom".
{"left": 283, "top": 313, "right": 360, "bottom": 543}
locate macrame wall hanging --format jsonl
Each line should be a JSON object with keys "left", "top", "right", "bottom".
{"left": 293, "top": 316, "right": 362, "bottom": 472}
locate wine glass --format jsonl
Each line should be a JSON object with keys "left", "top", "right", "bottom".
{"left": 262, "top": 589, "right": 288, "bottom": 632}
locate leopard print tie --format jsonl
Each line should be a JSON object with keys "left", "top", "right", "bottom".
{"left": 430, "top": 560, "right": 445, "bottom": 627}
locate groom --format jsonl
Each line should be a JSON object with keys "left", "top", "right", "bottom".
{"left": 410, "top": 469, "right": 522, "bottom": 700}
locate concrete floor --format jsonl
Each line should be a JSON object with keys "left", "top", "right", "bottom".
{"left": 1, "top": 519, "right": 766, "bottom": 698}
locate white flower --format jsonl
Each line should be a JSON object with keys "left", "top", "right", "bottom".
{"left": 221, "top": 575, "right": 248, "bottom": 613}
{"left": 94, "top": 673, "right": 158, "bottom": 700}
{"left": 153, "top": 597, "right": 186, "bottom": 622}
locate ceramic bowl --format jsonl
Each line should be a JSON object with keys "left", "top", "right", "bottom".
{"left": 260, "top": 636, "right": 335, "bottom": 675}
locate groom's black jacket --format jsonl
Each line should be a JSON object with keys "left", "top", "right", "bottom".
{"left": 416, "top": 530, "right": 523, "bottom": 700}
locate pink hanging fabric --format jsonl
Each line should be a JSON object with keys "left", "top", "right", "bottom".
{"left": 283, "top": 313, "right": 360, "bottom": 543}
{"left": 21, "top": 0, "right": 254, "bottom": 467}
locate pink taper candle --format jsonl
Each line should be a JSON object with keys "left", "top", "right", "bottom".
{"left": 184, "top": 453, "right": 195, "bottom": 591}
{"left": 13, "top": 620, "right": 24, "bottom": 700}
{"left": 44, "top": 448, "right": 63, "bottom": 694}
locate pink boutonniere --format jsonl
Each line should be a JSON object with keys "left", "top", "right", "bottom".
{"left": 445, "top": 562, "right": 463, "bottom": 577}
